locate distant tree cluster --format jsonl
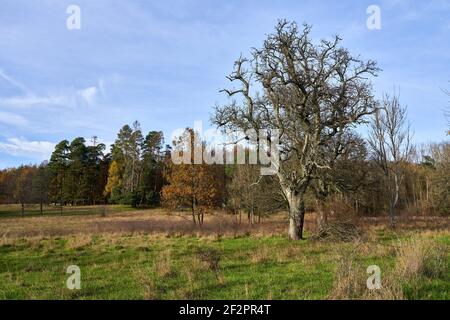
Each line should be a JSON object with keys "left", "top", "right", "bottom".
{"left": 0, "top": 164, "right": 50, "bottom": 214}
{"left": 104, "top": 121, "right": 167, "bottom": 207}
{"left": 47, "top": 136, "right": 109, "bottom": 208}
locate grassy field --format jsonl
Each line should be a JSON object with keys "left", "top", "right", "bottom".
{"left": 0, "top": 205, "right": 448, "bottom": 300}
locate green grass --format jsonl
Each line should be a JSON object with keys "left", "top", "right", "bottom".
{"left": 1, "top": 232, "right": 448, "bottom": 300}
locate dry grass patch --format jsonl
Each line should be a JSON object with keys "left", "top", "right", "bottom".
{"left": 251, "top": 245, "right": 272, "bottom": 263}
{"left": 330, "top": 232, "right": 448, "bottom": 300}
{"left": 154, "top": 249, "right": 174, "bottom": 279}
{"left": 396, "top": 237, "right": 447, "bottom": 280}
{"left": 133, "top": 266, "right": 157, "bottom": 300}
{"left": 65, "top": 234, "right": 93, "bottom": 250}
{"left": 330, "top": 245, "right": 403, "bottom": 300}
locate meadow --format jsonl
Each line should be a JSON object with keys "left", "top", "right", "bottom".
{"left": 0, "top": 205, "right": 448, "bottom": 300}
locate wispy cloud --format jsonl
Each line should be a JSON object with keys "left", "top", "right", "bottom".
{"left": 0, "top": 111, "right": 28, "bottom": 126}
{"left": 0, "top": 137, "right": 55, "bottom": 160}
{"left": 0, "top": 69, "right": 28, "bottom": 93}
{"left": 0, "top": 85, "right": 100, "bottom": 109}
{"left": 77, "top": 86, "right": 98, "bottom": 106}
{"left": 0, "top": 95, "right": 67, "bottom": 108}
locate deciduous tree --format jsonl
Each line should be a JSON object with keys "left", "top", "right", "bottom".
{"left": 161, "top": 129, "right": 225, "bottom": 225}
{"left": 368, "top": 93, "right": 414, "bottom": 227}
{"left": 212, "top": 21, "right": 378, "bottom": 239}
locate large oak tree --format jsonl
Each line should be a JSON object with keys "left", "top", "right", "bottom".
{"left": 212, "top": 20, "right": 379, "bottom": 239}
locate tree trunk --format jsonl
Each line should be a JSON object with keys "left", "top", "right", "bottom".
{"left": 139, "top": 192, "right": 145, "bottom": 207}
{"left": 191, "top": 198, "right": 197, "bottom": 225}
{"left": 248, "top": 207, "right": 255, "bottom": 224}
{"left": 40, "top": 201, "right": 43, "bottom": 215}
{"left": 191, "top": 209, "right": 196, "bottom": 225}
{"left": 287, "top": 192, "right": 305, "bottom": 240}
{"left": 389, "top": 173, "right": 399, "bottom": 228}
{"left": 299, "top": 201, "right": 305, "bottom": 239}
{"left": 389, "top": 201, "right": 395, "bottom": 228}
{"left": 316, "top": 200, "right": 327, "bottom": 230}
{"left": 21, "top": 203, "right": 24, "bottom": 217}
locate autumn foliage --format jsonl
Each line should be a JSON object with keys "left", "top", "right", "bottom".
{"left": 161, "top": 129, "right": 225, "bottom": 225}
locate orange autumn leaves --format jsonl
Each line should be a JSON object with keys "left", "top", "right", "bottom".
{"left": 161, "top": 129, "right": 225, "bottom": 224}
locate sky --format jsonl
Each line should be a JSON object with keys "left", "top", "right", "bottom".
{"left": 0, "top": 0, "right": 449, "bottom": 168}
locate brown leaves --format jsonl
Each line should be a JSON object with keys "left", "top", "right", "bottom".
{"left": 161, "top": 129, "right": 225, "bottom": 218}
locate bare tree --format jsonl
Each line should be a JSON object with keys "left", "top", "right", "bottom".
{"left": 228, "top": 163, "right": 283, "bottom": 224}
{"left": 368, "top": 93, "right": 414, "bottom": 227}
{"left": 312, "top": 132, "right": 368, "bottom": 227}
{"left": 212, "top": 21, "right": 378, "bottom": 240}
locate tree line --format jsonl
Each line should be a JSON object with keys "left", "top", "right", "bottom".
{"left": 0, "top": 120, "right": 448, "bottom": 221}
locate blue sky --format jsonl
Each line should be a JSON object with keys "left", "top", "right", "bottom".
{"left": 0, "top": 0, "right": 449, "bottom": 168}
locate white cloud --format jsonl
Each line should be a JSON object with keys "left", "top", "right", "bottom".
{"left": 77, "top": 86, "right": 98, "bottom": 106}
{"left": 0, "top": 111, "right": 28, "bottom": 126}
{"left": 0, "top": 86, "right": 100, "bottom": 109}
{"left": 0, "top": 71, "right": 100, "bottom": 109}
{"left": 0, "top": 95, "right": 67, "bottom": 108}
{"left": 0, "top": 137, "right": 55, "bottom": 160}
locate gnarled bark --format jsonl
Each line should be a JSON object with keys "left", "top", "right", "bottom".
{"left": 288, "top": 196, "right": 305, "bottom": 240}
